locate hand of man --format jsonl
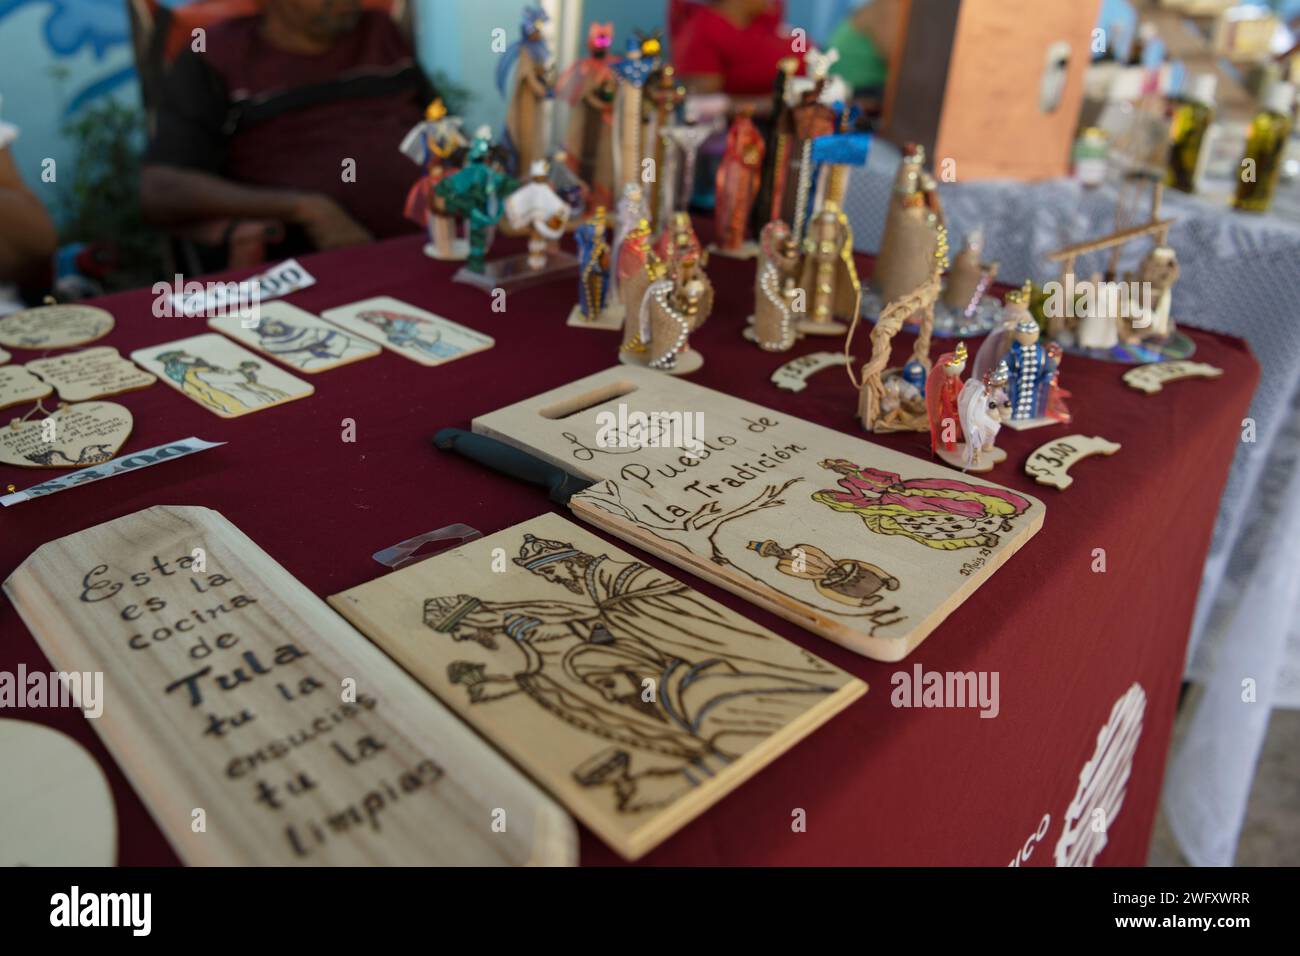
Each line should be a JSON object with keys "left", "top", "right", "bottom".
{"left": 292, "top": 194, "right": 373, "bottom": 250}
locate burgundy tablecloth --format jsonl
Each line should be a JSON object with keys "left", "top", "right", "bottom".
{"left": 0, "top": 233, "right": 1258, "bottom": 866}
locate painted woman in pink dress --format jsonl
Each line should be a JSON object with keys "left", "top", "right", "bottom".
{"left": 812, "top": 458, "right": 1032, "bottom": 550}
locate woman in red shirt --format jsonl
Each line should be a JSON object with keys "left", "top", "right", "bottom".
{"left": 671, "top": 0, "right": 803, "bottom": 104}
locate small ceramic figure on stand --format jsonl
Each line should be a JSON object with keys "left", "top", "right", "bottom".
{"left": 646, "top": 65, "right": 686, "bottom": 231}
{"left": 504, "top": 159, "right": 572, "bottom": 271}
{"left": 618, "top": 219, "right": 658, "bottom": 354}
{"left": 712, "top": 107, "right": 764, "bottom": 258}
{"left": 752, "top": 57, "right": 799, "bottom": 237}
{"left": 1044, "top": 342, "right": 1072, "bottom": 423}
{"left": 774, "top": 49, "right": 838, "bottom": 234}
{"left": 498, "top": 5, "right": 554, "bottom": 177}
{"left": 623, "top": 248, "right": 709, "bottom": 375}
{"left": 797, "top": 201, "right": 859, "bottom": 335}
{"left": 1004, "top": 308, "right": 1056, "bottom": 428}
{"left": 607, "top": 183, "right": 648, "bottom": 305}
{"left": 559, "top": 22, "right": 617, "bottom": 211}
{"left": 871, "top": 144, "right": 945, "bottom": 314}
{"left": 746, "top": 220, "right": 802, "bottom": 351}
{"left": 659, "top": 122, "right": 714, "bottom": 225}
{"left": 654, "top": 211, "right": 702, "bottom": 272}
{"left": 400, "top": 99, "right": 469, "bottom": 261}
{"left": 435, "top": 128, "right": 518, "bottom": 277}
{"left": 1127, "top": 245, "right": 1180, "bottom": 342}
{"left": 567, "top": 206, "right": 620, "bottom": 330}
{"left": 926, "top": 342, "right": 968, "bottom": 458}
{"left": 936, "top": 229, "right": 1000, "bottom": 335}
{"left": 612, "top": 37, "right": 655, "bottom": 193}
{"left": 952, "top": 360, "right": 1011, "bottom": 471}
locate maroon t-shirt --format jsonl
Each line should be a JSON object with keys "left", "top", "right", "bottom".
{"left": 147, "top": 12, "right": 431, "bottom": 241}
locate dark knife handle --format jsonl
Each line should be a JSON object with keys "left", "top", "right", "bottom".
{"left": 433, "top": 428, "right": 591, "bottom": 505}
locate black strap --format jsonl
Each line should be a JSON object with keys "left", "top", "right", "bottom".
{"left": 222, "top": 61, "right": 428, "bottom": 135}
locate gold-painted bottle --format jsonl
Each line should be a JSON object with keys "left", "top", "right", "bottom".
{"left": 1166, "top": 74, "right": 1216, "bottom": 193}
{"left": 1234, "top": 82, "right": 1295, "bottom": 212}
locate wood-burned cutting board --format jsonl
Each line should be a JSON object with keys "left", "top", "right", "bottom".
{"left": 2, "top": 506, "right": 576, "bottom": 866}
{"left": 474, "top": 366, "right": 1046, "bottom": 661}
{"left": 329, "top": 513, "right": 865, "bottom": 861}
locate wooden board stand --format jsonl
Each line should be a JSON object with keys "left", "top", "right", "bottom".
{"left": 330, "top": 513, "right": 865, "bottom": 860}
{"left": 3, "top": 506, "right": 577, "bottom": 866}
{"left": 473, "top": 366, "right": 1045, "bottom": 661}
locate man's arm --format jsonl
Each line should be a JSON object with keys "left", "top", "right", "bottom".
{"left": 141, "top": 50, "right": 372, "bottom": 249}
{"left": 0, "top": 146, "right": 57, "bottom": 284}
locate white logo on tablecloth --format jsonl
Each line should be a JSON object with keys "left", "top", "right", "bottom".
{"left": 1053, "top": 683, "right": 1147, "bottom": 867}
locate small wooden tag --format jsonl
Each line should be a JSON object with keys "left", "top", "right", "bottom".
{"left": 1025, "top": 434, "right": 1121, "bottom": 490}
{"left": 1123, "top": 361, "right": 1223, "bottom": 394}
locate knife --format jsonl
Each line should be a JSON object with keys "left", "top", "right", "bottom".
{"left": 433, "top": 428, "right": 594, "bottom": 505}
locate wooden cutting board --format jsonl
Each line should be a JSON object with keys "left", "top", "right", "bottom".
{"left": 329, "top": 513, "right": 865, "bottom": 861}
{"left": 3, "top": 506, "right": 576, "bottom": 866}
{"left": 474, "top": 366, "right": 1045, "bottom": 661}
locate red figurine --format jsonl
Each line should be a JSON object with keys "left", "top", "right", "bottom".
{"left": 713, "top": 107, "right": 765, "bottom": 255}
{"left": 926, "top": 341, "right": 968, "bottom": 454}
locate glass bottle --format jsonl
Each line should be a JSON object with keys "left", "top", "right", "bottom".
{"left": 1234, "top": 82, "right": 1296, "bottom": 213}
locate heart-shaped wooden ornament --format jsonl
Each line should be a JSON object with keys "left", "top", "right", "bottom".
{"left": 0, "top": 401, "right": 133, "bottom": 469}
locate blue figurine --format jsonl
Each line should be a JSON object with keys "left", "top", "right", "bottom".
{"left": 901, "top": 357, "right": 927, "bottom": 397}
{"left": 498, "top": 5, "right": 553, "bottom": 177}
{"left": 574, "top": 206, "right": 611, "bottom": 322}
{"left": 1003, "top": 286, "right": 1055, "bottom": 421}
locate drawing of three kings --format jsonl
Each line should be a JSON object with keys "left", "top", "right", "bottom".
{"left": 423, "top": 532, "right": 843, "bottom": 812}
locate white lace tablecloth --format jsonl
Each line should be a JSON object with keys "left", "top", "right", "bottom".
{"left": 843, "top": 142, "right": 1300, "bottom": 866}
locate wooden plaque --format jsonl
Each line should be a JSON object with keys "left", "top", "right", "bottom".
{"left": 0, "top": 304, "right": 114, "bottom": 350}
{"left": 473, "top": 367, "right": 1045, "bottom": 661}
{"left": 329, "top": 513, "right": 865, "bottom": 860}
{"left": 3, "top": 506, "right": 577, "bottom": 866}
{"left": 25, "top": 346, "right": 157, "bottom": 401}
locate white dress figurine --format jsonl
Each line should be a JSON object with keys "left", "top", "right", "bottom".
{"left": 505, "top": 160, "right": 572, "bottom": 270}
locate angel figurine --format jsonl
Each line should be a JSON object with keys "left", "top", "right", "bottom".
{"left": 713, "top": 107, "right": 765, "bottom": 257}
{"left": 926, "top": 342, "right": 967, "bottom": 456}
{"left": 798, "top": 201, "right": 860, "bottom": 334}
{"left": 558, "top": 22, "right": 617, "bottom": 211}
{"left": 954, "top": 359, "right": 1011, "bottom": 471}
{"left": 569, "top": 206, "right": 614, "bottom": 327}
{"left": 504, "top": 159, "right": 571, "bottom": 270}
{"left": 400, "top": 98, "right": 469, "bottom": 261}
{"left": 498, "top": 5, "right": 554, "bottom": 177}
{"left": 435, "top": 127, "right": 519, "bottom": 273}
{"left": 746, "top": 220, "right": 802, "bottom": 351}
{"left": 628, "top": 248, "right": 710, "bottom": 375}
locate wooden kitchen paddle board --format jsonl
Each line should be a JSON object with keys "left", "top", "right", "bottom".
{"left": 329, "top": 513, "right": 865, "bottom": 861}
{"left": 473, "top": 366, "right": 1045, "bottom": 661}
{"left": 2, "top": 506, "right": 577, "bottom": 866}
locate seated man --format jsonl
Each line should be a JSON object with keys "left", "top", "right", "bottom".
{"left": 0, "top": 106, "right": 57, "bottom": 313}
{"left": 141, "top": 0, "right": 435, "bottom": 255}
